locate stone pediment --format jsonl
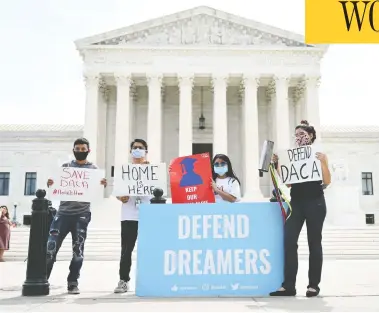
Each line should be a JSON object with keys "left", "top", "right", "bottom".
{"left": 76, "top": 6, "right": 319, "bottom": 49}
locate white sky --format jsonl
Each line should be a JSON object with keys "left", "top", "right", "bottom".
{"left": 0, "top": 0, "right": 378, "bottom": 126}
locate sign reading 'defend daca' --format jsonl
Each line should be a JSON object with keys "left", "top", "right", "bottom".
{"left": 113, "top": 163, "right": 167, "bottom": 196}
{"left": 136, "top": 203, "right": 284, "bottom": 297}
{"left": 278, "top": 145, "right": 323, "bottom": 184}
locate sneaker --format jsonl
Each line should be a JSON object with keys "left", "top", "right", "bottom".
{"left": 306, "top": 287, "right": 320, "bottom": 297}
{"left": 269, "top": 287, "right": 296, "bottom": 297}
{"left": 67, "top": 285, "right": 80, "bottom": 294}
{"left": 114, "top": 280, "right": 129, "bottom": 293}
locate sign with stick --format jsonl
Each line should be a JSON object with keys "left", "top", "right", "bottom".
{"left": 113, "top": 163, "right": 167, "bottom": 196}
{"left": 278, "top": 145, "right": 323, "bottom": 184}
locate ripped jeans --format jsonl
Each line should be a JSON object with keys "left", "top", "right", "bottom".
{"left": 46, "top": 212, "right": 91, "bottom": 285}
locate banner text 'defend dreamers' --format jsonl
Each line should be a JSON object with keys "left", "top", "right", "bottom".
{"left": 164, "top": 214, "right": 271, "bottom": 276}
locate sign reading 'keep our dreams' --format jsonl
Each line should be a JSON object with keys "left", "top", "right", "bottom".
{"left": 279, "top": 145, "right": 323, "bottom": 185}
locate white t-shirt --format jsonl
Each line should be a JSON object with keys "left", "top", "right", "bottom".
{"left": 215, "top": 177, "right": 242, "bottom": 203}
{"left": 121, "top": 196, "right": 152, "bottom": 221}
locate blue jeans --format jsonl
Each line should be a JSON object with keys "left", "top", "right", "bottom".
{"left": 46, "top": 212, "right": 91, "bottom": 285}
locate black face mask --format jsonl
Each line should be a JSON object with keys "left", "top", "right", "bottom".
{"left": 73, "top": 151, "right": 89, "bottom": 161}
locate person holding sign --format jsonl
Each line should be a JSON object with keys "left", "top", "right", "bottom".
{"left": 270, "top": 120, "right": 331, "bottom": 298}
{"left": 114, "top": 139, "right": 152, "bottom": 294}
{"left": 46, "top": 138, "right": 107, "bottom": 294}
{"left": 211, "top": 154, "right": 242, "bottom": 203}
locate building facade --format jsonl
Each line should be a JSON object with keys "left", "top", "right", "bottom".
{"left": 0, "top": 124, "right": 378, "bottom": 226}
{"left": 75, "top": 5, "right": 327, "bottom": 200}
{"left": 0, "top": 7, "right": 377, "bottom": 226}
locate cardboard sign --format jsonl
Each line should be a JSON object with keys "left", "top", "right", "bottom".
{"left": 136, "top": 202, "right": 284, "bottom": 297}
{"left": 278, "top": 145, "right": 323, "bottom": 184}
{"left": 49, "top": 167, "right": 105, "bottom": 202}
{"left": 169, "top": 153, "right": 215, "bottom": 204}
{"left": 113, "top": 163, "right": 167, "bottom": 196}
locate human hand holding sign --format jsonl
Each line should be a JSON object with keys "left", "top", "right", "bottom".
{"left": 315, "top": 152, "right": 327, "bottom": 164}
{"left": 117, "top": 196, "right": 130, "bottom": 203}
{"left": 210, "top": 178, "right": 218, "bottom": 193}
{"left": 47, "top": 179, "right": 54, "bottom": 188}
{"left": 271, "top": 153, "right": 279, "bottom": 171}
{"left": 100, "top": 178, "right": 107, "bottom": 187}
{"left": 272, "top": 154, "right": 279, "bottom": 163}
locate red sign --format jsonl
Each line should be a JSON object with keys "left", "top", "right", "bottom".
{"left": 169, "top": 153, "right": 216, "bottom": 204}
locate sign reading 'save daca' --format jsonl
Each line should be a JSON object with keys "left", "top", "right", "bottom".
{"left": 305, "top": 0, "right": 379, "bottom": 43}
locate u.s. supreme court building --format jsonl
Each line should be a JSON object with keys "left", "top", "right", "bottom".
{"left": 77, "top": 6, "right": 326, "bottom": 198}
{"left": 1, "top": 6, "right": 378, "bottom": 226}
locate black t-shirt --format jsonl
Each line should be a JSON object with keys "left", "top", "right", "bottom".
{"left": 290, "top": 180, "right": 324, "bottom": 200}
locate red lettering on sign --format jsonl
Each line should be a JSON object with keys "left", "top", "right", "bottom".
{"left": 60, "top": 168, "right": 90, "bottom": 189}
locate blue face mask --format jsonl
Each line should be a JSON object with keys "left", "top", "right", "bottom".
{"left": 131, "top": 148, "right": 146, "bottom": 159}
{"left": 214, "top": 166, "right": 228, "bottom": 176}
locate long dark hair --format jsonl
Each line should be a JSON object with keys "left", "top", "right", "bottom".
{"left": 1, "top": 206, "right": 9, "bottom": 219}
{"left": 295, "top": 120, "right": 317, "bottom": 143}
{"left": 212, "top": 154, "right": 241, "bottom": 185}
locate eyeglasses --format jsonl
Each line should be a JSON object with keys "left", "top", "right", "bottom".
{"left": 214, "top": 162, "right": 227, "bottom": 167}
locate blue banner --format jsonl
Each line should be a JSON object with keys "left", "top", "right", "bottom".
{"left": 136, "top": 202, "right": 284, "bottom": 297}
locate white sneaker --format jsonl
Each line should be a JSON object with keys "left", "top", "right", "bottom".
{"left": 114, "top": 280, "right": 129, "bottom": 293}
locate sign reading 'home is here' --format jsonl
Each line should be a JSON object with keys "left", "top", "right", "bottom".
{"left": 113, "top": 163, "right": 167, "bottom": 196}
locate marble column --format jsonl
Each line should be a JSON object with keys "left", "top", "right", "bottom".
{"left": 294, "top": 81, "right": 305, "bottom": 127}
{"left": 274, "top": 76, "right": 291, "bottom": 150}
{"left": 266, "top": 82, "right": 276, "bottom": 143}
{"left": 178, "top": 75, "right": 194, "bottom": 156}
{"left": 265, "top": 86, "right": 275, "bottom": 195}
{"left": 147, "top": 75, "right": 163, "bottom": 163}
{"left": 114, "top": 75, "right": 132, "bottom": 178}
{"left": 97, "top": 80, "right": 109, "bottom": 170}
{"left": 305, "top": 76, "right": 322, "bottom": 141}
{"left": 242, "top": 75, "right": 263, "bottom": 199}
{"left": 83, "top": 73, "right": 100, "bottom": 164}
{"left": 295, "top": 102, "right": 302, "bottom": 127}
{"left": 212, "top": 76, "right": 228, "bottom": 155}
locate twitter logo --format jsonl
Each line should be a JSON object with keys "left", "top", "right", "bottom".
{"left": 230, "top": 283, "right": 239, "bottom": 291}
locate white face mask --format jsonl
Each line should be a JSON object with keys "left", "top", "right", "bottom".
{"left": 131, "top": 148, "right": 146, "bottom": 159}
{"left": 214, "top": 165, "right": 228, "bottom": 176}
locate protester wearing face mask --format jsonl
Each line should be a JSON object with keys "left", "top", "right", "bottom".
{"left": 46, "top": 138, "right": 107, "bottom": 294}
{"left": 270, "top": 120, "right": 331, "bottom": 298}
{"left": 211, "top": 154, "right": 241, "bottom": 203}
{"left": 114, "top": 139, "right": 151, "bottom": 293}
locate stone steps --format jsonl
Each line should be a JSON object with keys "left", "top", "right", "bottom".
{"left": 4, "top": 226, "right": 379, "bottom": 262}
